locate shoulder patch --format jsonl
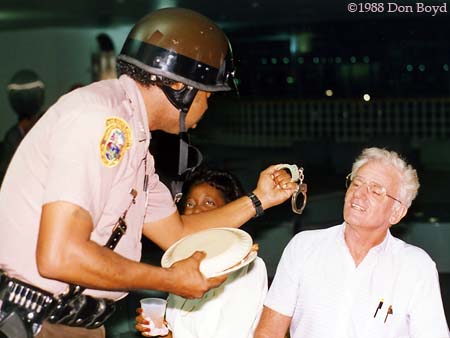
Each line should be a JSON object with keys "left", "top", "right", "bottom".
{"left": 100, "top": 117, "right": 133, "bottom": 167}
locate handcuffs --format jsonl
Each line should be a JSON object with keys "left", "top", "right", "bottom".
{"left": 275, "top": 164, "right": 307, "bottom": 214}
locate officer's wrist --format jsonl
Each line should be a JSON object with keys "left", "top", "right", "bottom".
{"left": 247, "top": 192, "right": 264, "bottom": 218}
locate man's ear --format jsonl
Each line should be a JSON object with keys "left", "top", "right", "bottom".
{"left": 389, "top": 204, "right": 408, "bottom": 225}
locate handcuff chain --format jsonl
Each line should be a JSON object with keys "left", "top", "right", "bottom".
{"left": 292, "top": 166, "right": 307, "bottom": 214}
{"left": 298, "top": 167, "right": 304, "bottom": 184}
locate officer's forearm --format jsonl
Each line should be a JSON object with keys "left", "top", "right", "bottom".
{"left": 143, "top": 198, "right": 256, "bottom": 251}
{"left": 36, "top": 201, "right": 171, "bottom": 292}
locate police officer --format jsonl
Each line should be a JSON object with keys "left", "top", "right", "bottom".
{"left": 0, "top": 8, "right": 297, "bottom": 338}
{"left": 0, "top": 69, "right": 44, "bottom": 184}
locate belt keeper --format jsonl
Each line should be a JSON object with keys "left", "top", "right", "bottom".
{"left": 247, "top": 192, "right": 264, "bottom": 218}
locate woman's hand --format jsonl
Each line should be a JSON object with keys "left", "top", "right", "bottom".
{"left": 135, "top": 308, "right": 171, "bottom": 337}
{"left": 135, "top": 308, "right": 151, "bottom": 336}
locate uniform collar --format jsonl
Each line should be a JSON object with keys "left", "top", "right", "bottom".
{"left": 119, "top": 74, "right": 150, "bottom": 142}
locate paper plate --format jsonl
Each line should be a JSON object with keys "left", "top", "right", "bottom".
{"left": 212, "top": 250, "right": 258, "bottom": 277}
{"left": 161, "top": 228, "right": 253, "bottom": 278}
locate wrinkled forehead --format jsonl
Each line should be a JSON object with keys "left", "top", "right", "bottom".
{"left": 355, "top": 160, "right": 401, "bottom": 189}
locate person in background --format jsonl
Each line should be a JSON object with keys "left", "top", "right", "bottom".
{"left": 91, "top": 33, "right": 117, "bottom": 81}
{"left": 255, "top": 147, "right": 449, "bottom": 338}
{"left": 177, "top": 166, "right": 246, "bottom": 214}
{"left": 136, "top": 166, "right": 268, "bottom": 338}
{"left": 0, "top": 8, "right": 296, "bottom": 338}
{"left": 0, "top": 69, "right": 44, "bottom": 184}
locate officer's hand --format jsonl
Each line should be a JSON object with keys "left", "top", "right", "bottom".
{"left": 253, "top": 164, "right": 298, "bottom": 210}
{"left": 166, "top": 251, "right": 227, "bottom": 299}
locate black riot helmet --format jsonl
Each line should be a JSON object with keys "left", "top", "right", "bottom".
{"left": 117, "top": 7, "right": 236, "bottom": 113}
{"left": 118, "top": 7, "right": 235, "bottom": 91}
{"left": 7, "top": 70, "right": 45, "bottom": 120}
{"left": 118, "top": 8, "right": 237, "bottom": 201}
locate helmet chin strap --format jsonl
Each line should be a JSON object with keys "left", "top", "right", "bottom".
{"left": 171, "top": 110, "right": 188, "bottom": 202}
{"left": 160, "top": 84, "right": 199, "bottom": 202}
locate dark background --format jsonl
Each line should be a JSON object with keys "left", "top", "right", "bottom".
{"left": 1, "top": 0, "right": 449, "bottom": 334}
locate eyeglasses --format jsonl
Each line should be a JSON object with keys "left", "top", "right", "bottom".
{"left": 345, "top": 174, "right": 402, "bottom": 205}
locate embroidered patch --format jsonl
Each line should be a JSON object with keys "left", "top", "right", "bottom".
{"left": 100, "top": 117, "right": 132, "bottom": 167}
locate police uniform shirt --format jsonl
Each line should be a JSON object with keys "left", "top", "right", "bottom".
{"left": 264, "top": 223, "right": 449, "bottom": 338}
{"left": 0, "top": 75, "right": 176, "bottom": 300}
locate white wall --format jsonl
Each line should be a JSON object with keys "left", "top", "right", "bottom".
{"left": 0, "top": 24, "right": 132, "bottom": 139}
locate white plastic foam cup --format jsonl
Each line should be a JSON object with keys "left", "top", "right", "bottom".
{"left": 140, "top": 297, "right": 167, "bottom": 331}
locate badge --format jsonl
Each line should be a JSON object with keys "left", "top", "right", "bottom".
{"left": 100, "top": 117, "right": 132, "bottom": 167}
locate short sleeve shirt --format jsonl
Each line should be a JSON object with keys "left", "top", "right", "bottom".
{"left": 0, "top": 75, "right": 177, "bottom": 300}
{"left": 265, "top": 224, "right": 450, "bottom": 338}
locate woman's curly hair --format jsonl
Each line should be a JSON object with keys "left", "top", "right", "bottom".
{"left": 178, "top": 166, "right": 245, "bottom": 214}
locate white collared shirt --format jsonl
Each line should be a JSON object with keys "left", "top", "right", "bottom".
{"left": 265, "top": 223, "right": 449, "bottom": 338}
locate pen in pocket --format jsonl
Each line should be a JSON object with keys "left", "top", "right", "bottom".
{"left": 373, "top": 298, "right": 384, "bottom": 318}
{"left": 384, "top": 305, "right": 393, "bottom": 323}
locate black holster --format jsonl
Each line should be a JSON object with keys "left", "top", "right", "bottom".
{"left": 47, "top": 292, "right": 115, "bottom": 329}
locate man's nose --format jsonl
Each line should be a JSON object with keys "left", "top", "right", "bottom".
{"left": 353, "top": 183, "right": 369, "bottom": 197}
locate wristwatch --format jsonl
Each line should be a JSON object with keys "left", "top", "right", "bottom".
{"left": 247, "top": 192, "right": 264, "bottom": 218}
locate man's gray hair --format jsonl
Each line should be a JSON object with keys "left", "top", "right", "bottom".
{"left": 351, "top": 147, "right": 419, "bottom": 207}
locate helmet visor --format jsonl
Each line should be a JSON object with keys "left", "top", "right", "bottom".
{"left": 118, "top": 40, "right": 235, "bottom": 92}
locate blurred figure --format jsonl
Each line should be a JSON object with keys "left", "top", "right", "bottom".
{"left": 91, "top": 33, "right": 117, "bottom": 81}
{"left": 136, "top": 167, "right": 268, "bottom": 338}
{"left": 0, "top": 69, "right": 44, "bottom": 183}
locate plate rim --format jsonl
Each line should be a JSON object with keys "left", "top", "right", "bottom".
{"left": 161, "top": 227, "right": 253, "bottom": 276}
{"left": 207, "top": 250, "right": 258, "bottom": 278}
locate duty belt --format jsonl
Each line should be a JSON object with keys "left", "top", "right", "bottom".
{"left": 0, "top": 195, "right": 133, "bottom": 337}
{"left": 0, "top": 270, "right": 117, "bottom": 337}
{"left": 0, "top": 271, "right": 56, "bottom": 336}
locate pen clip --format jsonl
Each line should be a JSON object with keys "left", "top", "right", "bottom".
{"left": 384, "top": 305, "right": 393, "bottom": 323}
{"left": 373, "top": 298, "right": 384, "bottom": 318}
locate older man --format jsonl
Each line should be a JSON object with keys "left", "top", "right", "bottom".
{"left": 255, "top": 147, "right": 449, "bottom": 338}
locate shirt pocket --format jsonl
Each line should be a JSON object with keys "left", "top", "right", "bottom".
{"left": 365, "top": 302, "right": 409, "bottom": 338}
